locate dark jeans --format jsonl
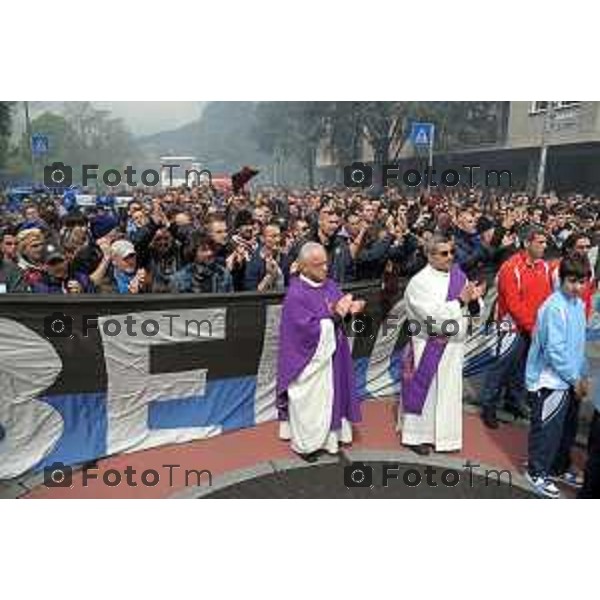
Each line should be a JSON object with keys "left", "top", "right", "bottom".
{"left": 480, "top": 332, "right": 529, "bottom": 410}
{"left": 550, "top": 394, "right": 581, "bottom": 476}
{"left": 528, "top": 388, "right": 571, "bottom": 478}
{"left": 579, "top": 409, "right": 600, "bottom": 499}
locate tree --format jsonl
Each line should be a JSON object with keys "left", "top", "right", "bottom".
{"left": 62, "top": 102, "right": 138, "bottom": 175}
{"left": 0, "top": 101, "right": 14, "bottom": 170}
{"left": 254, "top": 101, "right": 331, "bottom": 187}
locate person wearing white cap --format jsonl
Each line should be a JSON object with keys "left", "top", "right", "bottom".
{"left": 110, "top": 239, "right": 147, "bottom": 294}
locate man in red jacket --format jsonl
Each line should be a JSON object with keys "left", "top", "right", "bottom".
{"left": 480, "top": 227, "right": 553, "bottom": 429}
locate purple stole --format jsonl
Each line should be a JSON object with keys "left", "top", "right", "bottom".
{"left": 401, "top": 265, "right": 467, "bottom": 415}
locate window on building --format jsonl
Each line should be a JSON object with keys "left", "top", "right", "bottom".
{"left": 531, "top": 101, "right": 549, "bottom": 113}
{"left": 530, "top": 101, "right": 581, "bottom": 113}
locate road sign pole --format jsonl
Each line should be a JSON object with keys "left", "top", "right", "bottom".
{"left": 23, "top": 101, "right": 35, "bottom": 182}
{"left": 427, "top": 124, "right": 435, "bottom": 193}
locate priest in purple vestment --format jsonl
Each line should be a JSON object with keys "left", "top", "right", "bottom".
{"left": 399, "top": 233, "right": 485, "bottom": 455}
{"left": 276, "top": 242, "right": 363, "bottom": 462}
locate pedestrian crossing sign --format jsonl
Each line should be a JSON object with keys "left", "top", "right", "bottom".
{"left": 31, "top": 133, "right": 49, "bottom": 156}
{"left": 410, "top": 122, "right": 434, "bottom": 147}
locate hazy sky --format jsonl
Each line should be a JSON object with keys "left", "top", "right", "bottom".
{"left": 93, "top": 101, "right": 205, "bottom": 135}
{"left": 25, "top": 101, "right": 205, "bottom": 136}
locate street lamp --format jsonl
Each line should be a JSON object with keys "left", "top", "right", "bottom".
{"left": 535, "top": 101, "right": 556, "bottom": 197}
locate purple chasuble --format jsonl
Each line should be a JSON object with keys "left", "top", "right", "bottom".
{"left": 401, "top": 264, "right": 467, "bottom": 415}
{"left": 276, "top": 276, "right": 361, "bottom": 429}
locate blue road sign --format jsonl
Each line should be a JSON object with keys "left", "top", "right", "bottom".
{"left": 410, "top": 122, "right": 435, "bottom": 147}
{"left": 31, "top": 133, "right": 49, "bottom": 156}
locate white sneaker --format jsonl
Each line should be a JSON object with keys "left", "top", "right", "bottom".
{"left": 525, "top": 472, "right": 561, "bottom": 499}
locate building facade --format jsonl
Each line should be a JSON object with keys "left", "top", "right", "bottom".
{"left": 317, "top": 101, "right": 600, "bottom": 194}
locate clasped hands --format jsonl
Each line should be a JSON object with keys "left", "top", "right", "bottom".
{"left": 329, "top": 293, "right": 366, "bottom": 319}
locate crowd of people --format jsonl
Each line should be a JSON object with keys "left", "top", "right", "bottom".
{"left": 2, "top": 183, "right": 600, "bottom": 297}
{"left": 1, "top": 181, "right": 600, "bottom": 498}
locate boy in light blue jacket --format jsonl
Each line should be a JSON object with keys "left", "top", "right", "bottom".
{"left": 525, "top": 256, "right": 590, "bottom": 498}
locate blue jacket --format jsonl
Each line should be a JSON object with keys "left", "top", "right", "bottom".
{"left": 453, "top": 227, "right": 491, "bottom": 278}
{"left": 243, "top": 246, "right": 290, "bottom": 291}
{"left": 525, "top": 290, "right": 587, "bottom": 391}
{"left": 170, "top": 263, "right": 233, "bottom": 294}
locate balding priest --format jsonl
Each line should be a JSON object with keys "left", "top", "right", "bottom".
{"left": 277, "top": 242, "right": 363, "bottom": 462}
{"left": 399, "top": 233, "right": 485, "bottom": 455}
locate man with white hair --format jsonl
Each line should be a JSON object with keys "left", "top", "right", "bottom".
{"left": 399, "top": 233, "right": 485, "bottom": 454}
{"left": 276, "top": 242, "right": 363, "bottom": 462}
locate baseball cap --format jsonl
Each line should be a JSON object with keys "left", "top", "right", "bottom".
{"left": 42, "top": 243, "right": 65, "bottom": 264}
{"left": 111, "top": 240, "right": 136, "bottom": 259}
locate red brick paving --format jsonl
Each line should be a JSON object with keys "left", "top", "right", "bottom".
{"left": 22, "top": 400, "right": 539, "bottom": 499}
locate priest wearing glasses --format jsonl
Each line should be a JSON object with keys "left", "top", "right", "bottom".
{"left": 398, "top": 233, "right": 485, "bottom": 455}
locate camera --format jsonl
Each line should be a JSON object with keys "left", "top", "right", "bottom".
{"left": 44, "top": 312, "right": 73, "bottom": 338}
{"left": 344, "top": 312, "right": 374, "bottom": 338}
{"left": 44, "top": 162, "right": 73, "bottom": 187}
{"left": 344, "top": 462, "right": 373, "bottom": 488}
{"left": 344, "top": 162, "right": 373, "bottom": 188}
{"left": 43, "top": 462, "right": 73, "bottom": 487}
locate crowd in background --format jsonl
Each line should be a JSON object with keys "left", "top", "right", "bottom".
{"left": 2, "top": 182, "right": 600, "bottom": 297}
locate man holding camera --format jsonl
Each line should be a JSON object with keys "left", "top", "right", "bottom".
{"left": 277, "top": 242, "right": 363, "bottom": 462}
{"left": 170, "top": 231, "right": 233, "bottom": 294}
{"left": 399, "top": 233, "right": 485, "bottom": 455}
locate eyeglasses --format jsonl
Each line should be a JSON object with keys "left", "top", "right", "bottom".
{"left": 436, "top": 249, "right": 455, "bottom": 257}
